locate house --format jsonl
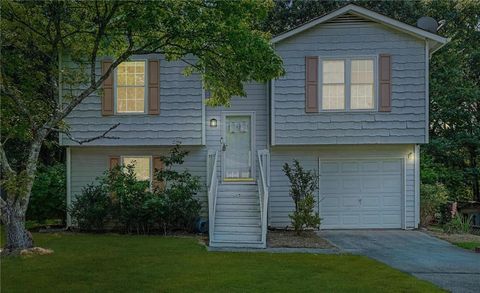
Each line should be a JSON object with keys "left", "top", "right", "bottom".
{"left": 63, "top": 5, "right": 448, "bottom": 248}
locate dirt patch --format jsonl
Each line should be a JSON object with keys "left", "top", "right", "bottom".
{"left": 424, "top": 228, "right": 480, "bottom": 244}
{"left": 267, "top": 230, "right": 334, "bottom": 248}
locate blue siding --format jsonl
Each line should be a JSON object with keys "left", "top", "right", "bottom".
{"left": 61, "top": 55, "right": 203, "bottom": 146}
{"left": 273, "top": 21, "right": 427, "bottom": 145}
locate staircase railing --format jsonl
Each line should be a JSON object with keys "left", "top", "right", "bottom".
{"left": 257, "top": 149, "right": 270, "bottom": 247}
{"left": 207, "top": 150, "right": 219, "bottom": 242}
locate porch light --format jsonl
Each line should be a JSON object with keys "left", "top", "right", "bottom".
{"left": 209, "top": 118, "right": 218, "bottom": 127}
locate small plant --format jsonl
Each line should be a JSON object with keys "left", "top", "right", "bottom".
{"left": 283, "top": 160, "right": 320, "bottom": 234}
{"left": 420, "top": 183, "right": 448, "bottom": 226}
{"left": 443, "top": 214, "right": 472, "bottom": 234}
{"left": 69, "top": 183, "right": 112, "bottom": 231}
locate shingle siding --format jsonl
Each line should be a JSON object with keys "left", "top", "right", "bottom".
{"left": 62, "top": 55, "right": 203, "bottom": 146}
{"left": 273, "top": 22, "right": 426, "bottom": 145}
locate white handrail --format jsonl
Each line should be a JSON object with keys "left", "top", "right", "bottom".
{"left": 207, "top": 150, "right": 219, "bottom": 242}
{"left": 257, "top": 149, "right": 270, "bottom": 247}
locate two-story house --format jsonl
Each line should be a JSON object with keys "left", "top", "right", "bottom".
{"left": 63, "top": 5, "right": 448, "bottom": 248}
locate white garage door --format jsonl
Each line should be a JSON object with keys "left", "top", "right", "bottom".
{"left": 320, "top": 159, "right": 403, "bottom": 229}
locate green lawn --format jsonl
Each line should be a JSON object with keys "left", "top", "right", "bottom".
{"left": 454, "top": 241, "right": 480, "bottom": 251}
{"left": 1, "top": 232, "right": 442, "bottom": 292}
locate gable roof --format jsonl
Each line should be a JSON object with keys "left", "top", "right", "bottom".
{"left": 271, "top": 4, "right": 449, "bottom": 53}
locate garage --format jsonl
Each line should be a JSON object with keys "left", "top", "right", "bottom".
{"left": 320, "top": 158, "right": 403, "bottom": 229}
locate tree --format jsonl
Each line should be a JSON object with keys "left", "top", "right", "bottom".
{"left": 0, "top": 0, "right": 284, "bottom": 251}
{"left": 425, "top": 0, "right": 480, "bottom": 202}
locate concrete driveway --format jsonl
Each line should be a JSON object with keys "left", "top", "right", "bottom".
{"left": 320, "top": 230, "right": 480, "bottom": 293}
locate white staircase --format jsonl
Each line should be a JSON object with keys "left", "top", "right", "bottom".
{"left": 207, "top": 150, "right": 270, "bottom": 249}
{"left": 210, "top": 184, "right": 263, "bottom": 248}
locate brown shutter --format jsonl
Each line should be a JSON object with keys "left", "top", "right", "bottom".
{"left": 379, "top": 54, "right": 392, "bottom": 112}
{"left": 109, "top": 157, "right": 120, "bottom": 169}
{"left": 152, "top": 156, "right": 165, "bottom": 190}
{"left": 305, "top": 56, "right": 318, "bottom": 113}
{"left": 148, "top": 60, "right": 160, "bottom": 115}
{"left": 101, "top": 61, "right": 114, "bottom": 116}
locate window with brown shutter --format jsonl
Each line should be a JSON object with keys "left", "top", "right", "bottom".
{"left": 148, "top": 60, "right": 160, "bottom": 115}
{"left": 109, "top": 156, "right": 120, "bottom": 169}
{"left": 101, "top": 61, "right": 114, "bottom": 116}
{"left": 379, "top": 54, "right": 392, "bottom": 112}
{"left": 305, "top": 56, "right": 319, "bottom": 113}
{"left": 152, "top": 156, "right": 165, "bottom": 191}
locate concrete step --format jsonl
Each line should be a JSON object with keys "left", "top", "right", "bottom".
{"left": 216, "top": 203, "right": 260, "bottom": 212}
{"left": 213, "top": 231, "right": 261, "bottom": 242}
{"left": 217, "top": 191, "right": 259, "bottom": 198}
{"left": 214, "top": 223, "right": 261, "bottom": 233}
{"left": 209, "top": 240, "right": 265, "bottom": 249}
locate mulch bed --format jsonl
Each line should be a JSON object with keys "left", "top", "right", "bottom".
{"left": 267, "top": 230, "right": 334, "bottom": 249}
{"left": 424, "top": 228, "right": 480, "bottom": 244}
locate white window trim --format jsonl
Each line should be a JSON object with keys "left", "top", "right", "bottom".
{"left": 120, "top": 155, "right": 153, "bottom": 189}
{"left": 318, "top": 56, "right": 378, "bottom": 112}
{"left": 114, "top": 59, "right": 148, "bottom": 115}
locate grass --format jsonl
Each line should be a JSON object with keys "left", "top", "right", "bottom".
{"left": 1, "top": 232, "right": 442, "bottom": 293}
{"left": 454, "top": 241, "right": 480, "bottom": 251}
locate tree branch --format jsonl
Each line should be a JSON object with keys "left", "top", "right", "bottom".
{"left": 50, "top": 123, "right": 121, "bottom": 145}
{"left": 0, "top": 142, "right": 15, "bottom": 176}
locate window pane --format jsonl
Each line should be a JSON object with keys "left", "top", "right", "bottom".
{"left": 351, "top": 60, "right": 373, "bottom": 84}
{"left": 116, "top": 61, "right": 146, "bottom": 113}
{"left": 122, "top": 157, "right": 150, "bottom": 181}
{"left": 323, "top": 60, "right": 344, "bottom": 84}
{"left": 351, "top": 84, "right": 374, "bottom": 109}
{"left": 322, "top": 85, "right": 345, "bottom": 110}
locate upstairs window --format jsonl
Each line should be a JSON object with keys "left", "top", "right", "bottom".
{"left": 116, "top": 61, "right": 146, "bottom": 113}
{"left": 320, "top": 57, "right": 376, "bottom": 111}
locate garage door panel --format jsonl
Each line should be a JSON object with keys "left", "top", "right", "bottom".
{"left": 320, "top": 158, "right": 403, "bottom": 229}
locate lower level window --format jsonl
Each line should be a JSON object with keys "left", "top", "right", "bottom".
{"left": 122, "top": 156, "right": 151, "bottom": 182}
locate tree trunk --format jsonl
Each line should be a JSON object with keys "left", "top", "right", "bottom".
{"left": 5, "top": 209, "right": 33, "bottom": 250}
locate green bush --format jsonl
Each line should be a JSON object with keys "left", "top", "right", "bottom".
{"left": 69, "top": 183, "right": 112, "bottom": 231}
{"left": 420, "top": 183, "right": 448, "bottom": 226}
{"left": 103, "top": 164, "right": 155, "bottom": 234}
{"left": 69, "top": 144, "right": 201, "bottom": 234}
{"left": 443, "top": 214, "right": 472, "bottom": 234}
{"left": 27, "top": 163, "right": 66, "bottom": 223}
{"left": 154, "top": 145, "right": 201, "bottom": 232}
{"left": 283, "top": 160, "right": 320, "bottom": 234}
{"left": 288, "top": 193, "right": 320, "bottom": 233}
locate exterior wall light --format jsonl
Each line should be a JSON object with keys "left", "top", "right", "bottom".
{"left": 210, "top": 118, "right": 218, "bottom": 127}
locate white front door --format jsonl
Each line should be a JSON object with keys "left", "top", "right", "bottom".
{"left": 320, "top": 158, "right": 403, "bottom": 229}
{"left": 223, "top": 115, "right": 254, "bottom": 181}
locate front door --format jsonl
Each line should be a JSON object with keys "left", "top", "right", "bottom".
{"left": 223, "top": 114, "right": 254, "bottom": 181}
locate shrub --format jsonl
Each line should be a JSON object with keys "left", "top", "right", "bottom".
{"left": 443, "top": 214, "right": 472, "bottom": 234}
{"left": 69, "top": 144, "right": 201, "bottom": 234}
{"left": 103, "top": 164, "right": 155, "bottom": 234}
{"left": 283, "top": 160, "right": 320, "bottom": 234}
{"left": 420, "top": 183, "right": 448, "bottom": 226}
{"left": 69, "top": 183, "right": 112, "bottom": 231}
{"left": 27, "top": 163, "right": 66, "bottom": 223}
{"left": 154, "top": 145, "right": 201, "bottom": 231}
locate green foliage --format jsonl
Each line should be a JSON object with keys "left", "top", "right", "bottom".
{"left": 443, "top": 214, "right": 472, "bottom": 234}
{"left": 69, "top": 145, "right": 201, "bottom": 234}
{"left": 69, "top": 184, "right": 112, "bottom": 231}
{"left": 420, "top": 183, "right": 448, "bottom": 226}
{"left": 103, "top": 164, "right": 154, "bottom": 234}
{"left": 288, "top": 194, "right": 321, "bottom": 234}
{"left": 27, "top": 164, "right": 66, "bottom": 223}
{"left": 154, "top": 144, "right": 202, "bottom": 231}
{"left": 283, "top": 160, "right": 320, "bottom": 233}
